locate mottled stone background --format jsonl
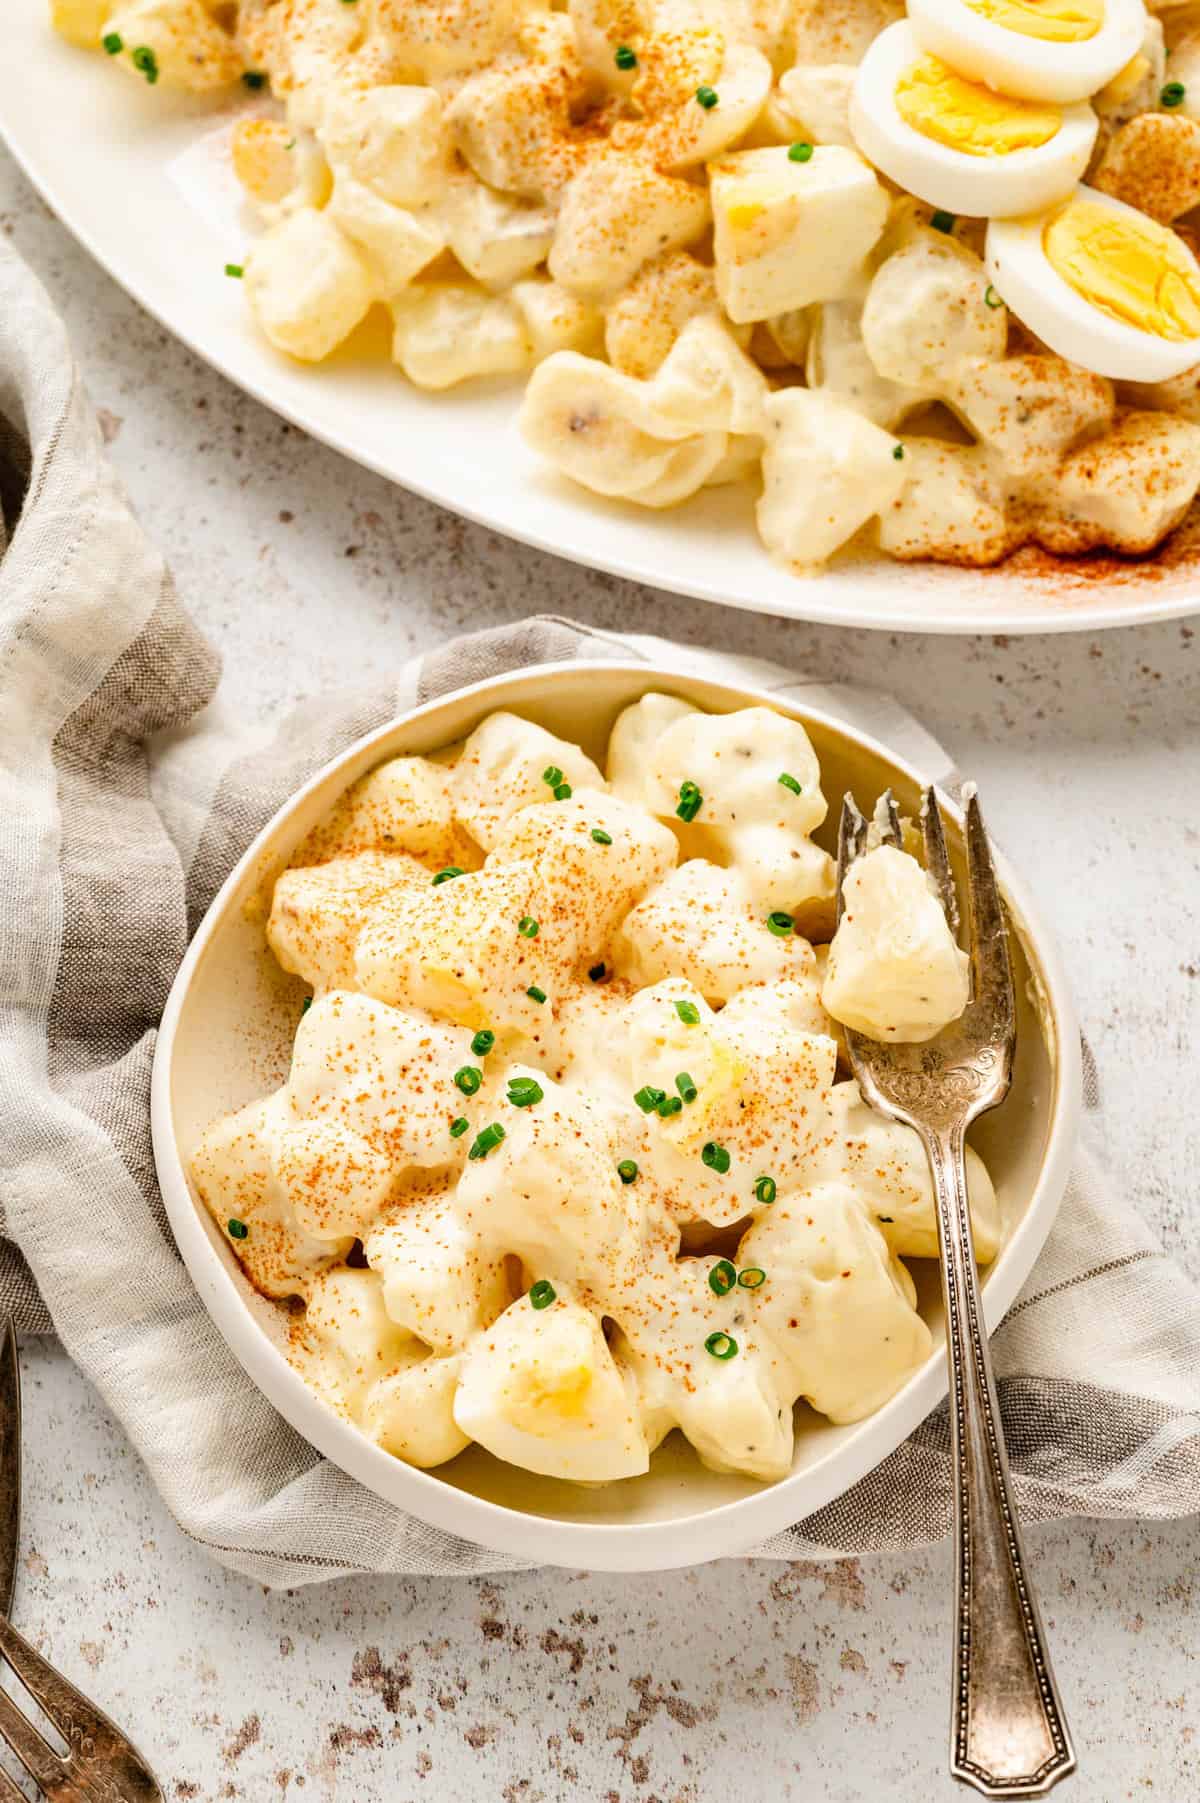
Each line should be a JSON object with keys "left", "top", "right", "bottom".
{"left": 2, "top": 148, "right": 1196, "bottom": 1802}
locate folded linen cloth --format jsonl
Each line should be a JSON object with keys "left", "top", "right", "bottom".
{"left": 2, "top": 239, "right": 1198, "bottom": 1585}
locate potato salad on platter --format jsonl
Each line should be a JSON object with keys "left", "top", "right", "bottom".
{"left": 190, "top": 699, "right": 1001, "bottom": 1488}
{"left": 51, "top": 0, "right": 1200, "bottom": 577}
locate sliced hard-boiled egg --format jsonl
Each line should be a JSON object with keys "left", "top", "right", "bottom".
{"left": 850, "top": 22, "right": 1097, "bottom": 216}
{"left": 452, "top": 1293, "right": 651, "bottom": 1483}
{"left": 907, "top": 0, "right": 1147, "bottom": 105}
{"left": 985, "top": 184, "right": 1200, "bottom": 379}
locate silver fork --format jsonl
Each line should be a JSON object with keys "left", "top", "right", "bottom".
{"left": 0, "top": 1321, "right": 162, "bottom": 1803}
{"left": 836, "top": 787, "right": 1076, "bottom": 1799}
{"left": 0, "top": 1618, "right": 163, "bottom": 1803}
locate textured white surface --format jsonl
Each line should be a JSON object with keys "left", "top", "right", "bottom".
{"left": 2, "top": 147, "right": 1198, "bottom": 1800}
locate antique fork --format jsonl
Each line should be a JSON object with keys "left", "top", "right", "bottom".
{"left": 0, "top": 1321, "right": 163, "bottom": 1802}
{"left": 836, "top": 787, "right": 1076, "bottom": 1799}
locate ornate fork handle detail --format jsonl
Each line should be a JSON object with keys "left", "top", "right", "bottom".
{"left": 922, "top": 1121, "right": 1075, "bottom": 1799}
{"left": 0, "top": 1610, "right": 162, "bottom": 1802}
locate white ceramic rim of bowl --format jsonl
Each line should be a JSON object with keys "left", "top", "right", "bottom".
{"left": 151, "top": 661, "right": 1082, "bottom": 1571}
{"left": 5, "top": 0, "right": 1200, "bottom": 637}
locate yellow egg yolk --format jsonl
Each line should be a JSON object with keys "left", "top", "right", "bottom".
{"left": 895, "top": 57, "right": 1063, "bottom": 156}
{"left": 1044, "top": 198, "right": 1200, "bottom": 341}
{"left": 1096, "top": 53, "right": 1149, "bottom": 108}
{"left": 963, "top": 0, "right": 1103, "bottom": 42}
{"left": 722, "top": 176, "right": 799, "bottom": 235}
{"left": 504, "top": 1356, "right": 595, "bottom": 1432}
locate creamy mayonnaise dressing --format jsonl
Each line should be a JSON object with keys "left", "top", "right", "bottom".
{"left": 192, "top": 701, "right": 995, "bottom": 1485}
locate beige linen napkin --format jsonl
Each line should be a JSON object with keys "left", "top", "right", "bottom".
{"left": 2, "top": 239, "right": 1198, "bottom": 1584}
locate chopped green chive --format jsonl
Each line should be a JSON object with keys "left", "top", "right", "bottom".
{"left": 674, "top": 999, "right": 700, "bottom": 1024}
{"left": 930, "top": 210, "right": 956, "bottom": 234}
{"left": 432, "top": 866, "right": 463, "bottom": 885}
{"left": 225, "top": 263, "right": 244, "bottom": 279}
{"left": 766, "top": 910, "right": 794, "bottom": 936}
{"left": 635, "top": 1084, "right": 666, "bottom": 1112}
{"left": 778, "top": 772, "right": 802, "bottom": 794}
{"left": 705, "top": 1330, "right": 738, "bottom": 1360}
{"left": 131, "top": 45, "right": 159, "bottom": 83}
{"left": 676, "top": 780, "right": 702, "bottom": 823}
{"left": 615, "top": 44, "right": 637, "bottom": 70}
{"left": 675, "top": 1071, "right": 698, "bottom": 1103}
{"left": 893, "top": 444, "right": 905, "bottom": 461}
{"left": 709, "top": 1259, "right": 737, "bottom": 1297}
{"left": 227, "top": 1217, "right": 249, "bottom": 1240}
{"left": 454, "top": 1065, "right": 483, "bottom": 1096}
{"left": 788, "top": 141, "right": 813, "bottom": 162}
{"left": 507, "top": 1076, "right": 544, "bottom": 1107}
{"left": 738, "top": 1267, "right": 767, "bottom": 1290}
{"left": 617, "top": 1158, "right": 639, "bottom": 1184}
{"left": 984, "top": 284, "right": 1003, "bottom": 309}
{"left": 702, "top": 1141, "right": 731, "bottom": 1174}
{"left": 301, "top": 995, "right": 312, "bottom": 1014}
{"left": 553, "top": 782, "right": 573, "bottom": 801}
{"left": 102, "top": 31, "right": 123, "bottom": 53}
{"left": 468, "top": 1122, "right": 506, "bottom": 1160}
{"left": 656, "top": 1094, "right": 683, "bottom": 1118}
{"left": 753, "top": 1174, "right": 777, "bottom": 1205}
{"left": 450, "top": 1116, "right": 470, "bottom": 1139}
{"left": 470, "top": 1029, "right": 495, "bottom": 1057}
{"left": 591, "top": 828, "right": 613, "bottom": 845}
{"left": 588, "top": 961, "right": 607, "bottom": 982}
{"left": 529, "top": 1279, "right": 556, "bottom": 1309}
{"left": 518, "top": 916, "right": 540, "bottom": 938}
{"left": 242, "top": 70, "right": 267, "bottom": 89}
{"left": 542, "top": 765, "right": 564, "bottom": 788}
{"left": 526, "top": 985, "right": 547, "bottom": 1004}
{"left": 1162, "top": 80, "right": 1186, "bottom": 107}
{"left": 696, "top": 85, "right": 718, "bottom": 108}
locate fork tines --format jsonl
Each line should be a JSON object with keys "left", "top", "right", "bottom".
{"left": 921, "top": 786, "right": 960, "bottom": 935}
{"left": 961, "top": 788, "right": 1016, "bottom": 1031}
{"left": 835, "top": 791, "right": 868, "bottom": 928}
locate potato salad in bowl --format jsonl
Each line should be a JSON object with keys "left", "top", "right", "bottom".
{"left": 188, "top": 697, "right": 1001, "bottom": 1490}
{"left": 51, "top": 0, "right": 1200, "bottom": 578}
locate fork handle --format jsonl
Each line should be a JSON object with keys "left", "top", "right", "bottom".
{"left": 922, "top": 1122, "right": 1076, "bottom": 1799}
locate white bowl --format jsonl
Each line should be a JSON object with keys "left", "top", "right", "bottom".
{"left": 151, "top": 663, "right": 1081, "bottom": 1571}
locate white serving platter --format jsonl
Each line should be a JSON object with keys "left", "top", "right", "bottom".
{"left": 6, "top": 1, "right": 1197, "bottom": 634}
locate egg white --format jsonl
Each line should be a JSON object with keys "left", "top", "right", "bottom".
{"left": 452, "top": 1299, "right": 651, "bottom": 1483}
{"left": 985, "top": 185, "right": 1200, "bottom": 380}
{"left": 907, "top": 0, "right": 1148, "bottom": 105}
{"left": 849, "top": 22, "right": 1098, "bottom": 217}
